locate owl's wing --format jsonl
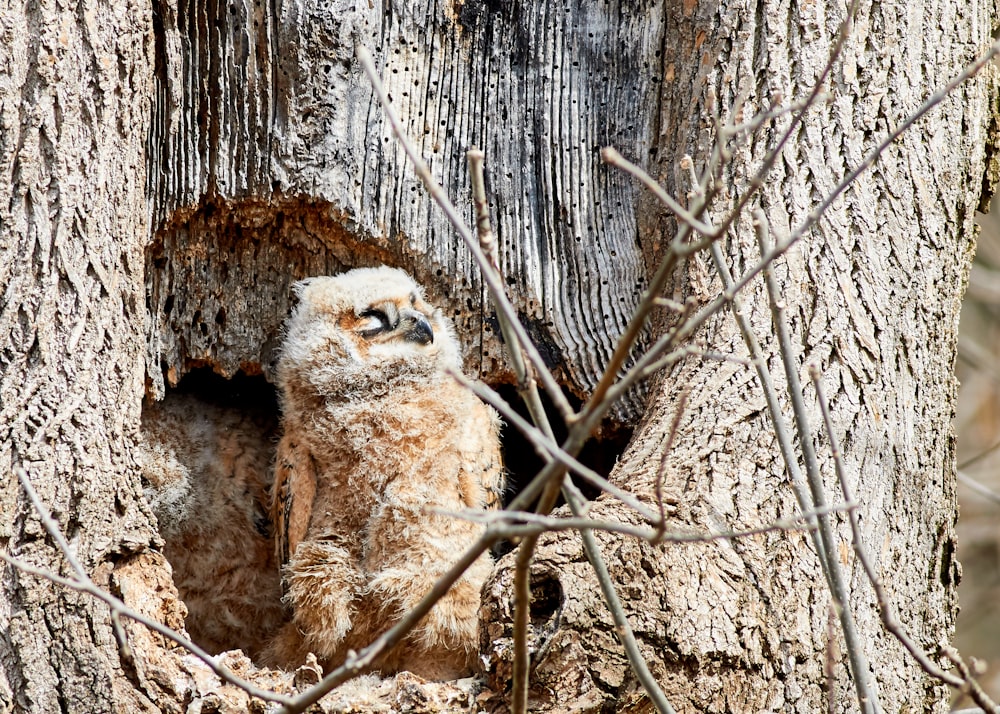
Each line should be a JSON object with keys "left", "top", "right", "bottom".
{"left": 481, "top": 429, "right": 505, "bottom": 511}
{"left": 272, "top": 433, "right": 317, "bottom": 568}
{"left": 457, "top": 402, "right": 506, "bottom": 511}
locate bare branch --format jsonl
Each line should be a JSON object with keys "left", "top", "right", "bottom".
{"left": 467, "top": 148, "right": 500, "bottom": 271}
{"left": 809, "top": 367, "right": 968, "bottom": 689}
{"left": 652, "top": 389, "right": 688, "bottom": 540}
{"left": 510, "top": 537, "right": 533, "bottom": 714}
{"left": 16, "top": 466, "right": 89, "bottom": 580}
{"left": 941, "top": 646, "right": 1000, "bottom": 714}
{"left": 708, "top": 211, "right": 822, "bottom": 542}
{"left": 755, "top": 218, "right": 880, "bottom": 714}
{"left": 356, "top": 44, "right": 575, "bottom": 423}
{"left": 445, "top": 501, "right": 858, "bottom": 543}
{"left": 466, "top": 149, "right": 554, "bottom": 442}
{"left": 8, "top": 467, "right": 295, "bottom": 707}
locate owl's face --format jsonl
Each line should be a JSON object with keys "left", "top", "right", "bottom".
{"left": 277, "top": 267, "right": 462, "bottom": 401}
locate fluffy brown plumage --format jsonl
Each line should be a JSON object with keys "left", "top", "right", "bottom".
{"left": 138, "top": 394, "right": 286, "bottom": 658}
{"left": 262, "top": 267, "right": 504, "bottom": 680}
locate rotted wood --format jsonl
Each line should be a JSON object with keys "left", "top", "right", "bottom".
{"left": 145, "top": 0, "right": 665, "bottom": 424}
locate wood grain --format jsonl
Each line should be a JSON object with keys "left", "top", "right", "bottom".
{"left": 145, "top": 0, "right": 664, "bottom": 422}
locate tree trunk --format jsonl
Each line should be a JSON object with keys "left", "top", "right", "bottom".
{"left": 480, "top": 2, "right": 996, "bottom": 712}
{"left": 143, "top": 0, "right": 660, "bottom": 424}
{"left": 0, "top": 0, "right": 162, "bottom": 711}
{"left": 0, "top": 0, "right": 995, "bottom": 712}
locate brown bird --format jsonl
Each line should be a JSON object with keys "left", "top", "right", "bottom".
{"left": 262, "top": 266, "right": 504, "bottom": 680}
{"left": 138, "top": 393, "right": 286, "bottom": 659}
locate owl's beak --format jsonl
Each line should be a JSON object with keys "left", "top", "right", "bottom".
{"left": 401, "top": 311, "right": 434, "bottom": 345}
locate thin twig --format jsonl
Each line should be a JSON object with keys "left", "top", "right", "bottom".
{"left": 714, "top": 212, "right": 828, "bottom": 543}
{"left": 509, "top": 462, "right": 571, "bottom": 714}
{"left": 467, "top": 149, "right": 553, "bottom": 441}
{"left": 511, "top": 536, "right": 534, "bottom": 714}
{"left": 941, "top": 646, "right": 1000, "bottom": 714}
{"left": 465, "top": 147, "right": 572, "bottom": 713}
{"left": 467, "top": 148, "right": 500, "bottom": 271}
{"left": 809, "top": 368, "right": 967, "bottom": 689}
{"left": 9, "top": 467, "right": 295, "bottom": 707}
{"left": 580, "top": 199, "right": 693, "bottom": 420}
{"left": 466, "top": 147, "right": 556, "bottom": 712}
{"left": 724, "top": 94, "right": 830, "bottom": 138}
{"left": 602, "top": 148, "right": 714, "bottom": 236}
{"left": 755, "top": 221, "right": 880, "bottom": 714}
{"left": 652, "top": 390, "right": 688, "bottom": 540}
{"left": 16, "top": 467, "right": 88, "bottom": 580}
{"left": 444, "top": 501, "right": 858, "bottom": 543}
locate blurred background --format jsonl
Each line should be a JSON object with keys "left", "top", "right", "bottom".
{"left": 953, "top": 209, "right": 1000, "bottom": 707}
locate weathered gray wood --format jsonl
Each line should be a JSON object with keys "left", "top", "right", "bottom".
{"left": 145, "top": 0, "right": 663, "bottom": 423}
{"left": 479, "top": 1, "right": 996, "bottom": 712}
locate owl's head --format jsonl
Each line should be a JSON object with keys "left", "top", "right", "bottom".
{"left": 277, "top": 267, "right": 462, "bottom": 402}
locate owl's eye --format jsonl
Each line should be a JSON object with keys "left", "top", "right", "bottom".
{"left": 358, "top": 308, "right": 391, "bottom": 336}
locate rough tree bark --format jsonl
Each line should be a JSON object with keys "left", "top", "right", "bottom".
{"left": 0, "top": 0, "right": 165, "bottom": 711}
{"left": 0, "top": 0, "right": 995, "bottom": 712}
{"left": 480, "top": 2, "right": 995, "bottom": 712}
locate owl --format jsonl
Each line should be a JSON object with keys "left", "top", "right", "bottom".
{"left": 138, "top": 393, "right": 287, "bottom": 659}
{"left": 262, "top": 266, "right": 504, "bottom": 681}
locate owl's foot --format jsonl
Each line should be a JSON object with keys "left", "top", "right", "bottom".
{"left": 366, "top": 563, "right": 486, "bottom": 679}
{"left": 281, "top": 540, "right": 361, "bottom": 659}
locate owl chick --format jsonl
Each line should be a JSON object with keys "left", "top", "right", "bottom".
{"left": 262, "top": 266, "right": 504, "bottom": 680}
{"left": 138, "top": 393, "right": 287, "bottom": 659}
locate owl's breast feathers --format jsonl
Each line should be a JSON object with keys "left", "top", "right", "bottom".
{"left": 272, "top": 376, "right": 501, "bottom": 567}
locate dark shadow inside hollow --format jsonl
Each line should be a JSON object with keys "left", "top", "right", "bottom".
{"left": 491, "top": 385, "right": 634, "bottom": 557}
{"left": 169, "top": 366, "right": 279, "bottom": 413}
